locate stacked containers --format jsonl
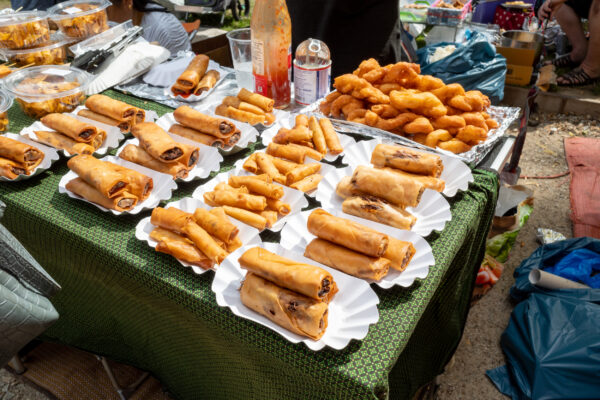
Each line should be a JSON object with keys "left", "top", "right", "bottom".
{"left": 47, "top": 0, "right": 110, "bottom": 39}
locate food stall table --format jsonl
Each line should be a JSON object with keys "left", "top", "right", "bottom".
{"left": 0, "top": 90, "right": 499, "bottom": 400}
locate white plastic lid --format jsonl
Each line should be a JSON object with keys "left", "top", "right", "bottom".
{"left": 4, "top": 65, "right": 91, "bottom": 101}
{"left": 0, "top": 10, "right": 49, "bottom": 27}
{"left": 48, "top": 0, "right": 111, "bottom": 21}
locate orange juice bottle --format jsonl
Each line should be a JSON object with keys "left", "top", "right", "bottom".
{"left": 250, "top": 0, "right": 292, "bottom": 109}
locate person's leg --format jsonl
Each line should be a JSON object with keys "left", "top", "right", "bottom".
{"left": 554, "top": 4, "right": 587, "bottom": 62}
{"left": 580, "top": 0, "right": 600, "bottom": 77}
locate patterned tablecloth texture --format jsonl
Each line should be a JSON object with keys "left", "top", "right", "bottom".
{"left": 0, "top": 90, "right": 499, "bottom": 400}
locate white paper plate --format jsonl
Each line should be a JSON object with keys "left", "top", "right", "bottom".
{"left": 58, "top": 155, "right": 177, "bottom": 215}
{"left": 155, "top": 111, "right": 258, "bottom": 156}
{"left": 280, "top": 210, "right": 434, "bottom": 289}
{"left": 0, "top": 133, "right": 60, "bottom": 182}
{"left": 21, "top": 115, "right": 124, "bottom": 157}
{"left": 342, "top": 139, "right": 473, "bottom": 197}
{"left": 316, "top": 166, "right": 451, "bottom": 237}
{"left": 211, "top": 242, "right": 380, "bottom": 350}
{"left": 196, "top": 100, "right": 291, "bottom": 130}
{"left": 73, "top": 105, "right": 159, "bottom": 124}
{"left": 261, "top": 115, "right": 356, "bottom": 162}
{"left": 116, "top": 137, "right": 222, "bottom": 182}
{"left": 192, "top": 166, "right": 309, "bottom": 232}
{"left": 135, "top": 197, "right": 262, "bottom": 275}
{"left": 165, "top": 60, "right": 228, "bottom": 102}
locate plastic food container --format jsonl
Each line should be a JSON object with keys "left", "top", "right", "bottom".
{"left": 427, "top": 0, "right": 472, "bottom": 26}
{"left": 0, "top": 89, "right": 13, "bottom": 133}
{"left": 4, "top": 65, "right": 91, "bottom": 119}
{"left": 0, "top": 33, "right": 73, "bottom": 67}
{"left": 400, "top": 0, "right": 433, "bottom": 23}
{"left": 48, "top": 0, "right": 110, "bottom": 38}
{"left": 0, "top": 11, "right": 51, "bottom": 50}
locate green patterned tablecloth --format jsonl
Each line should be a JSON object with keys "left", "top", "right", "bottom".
{"left": 0, "top": 90, "right": 499, "bottom": 400}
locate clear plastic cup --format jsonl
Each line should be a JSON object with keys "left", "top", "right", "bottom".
{"left": 226, "top": 28, "right": 254, "bottom": 91}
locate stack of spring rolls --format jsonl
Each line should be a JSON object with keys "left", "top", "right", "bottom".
{"left": 335, "top": 144, "right": 445, "bottom": 230}
{"left": 149, "top": 206, "right": 242, "bottom": 269}
{"left": 0, "top": 136, "right": 44, "bottom": 179}
{"left": 171, "top": 54, "right": 220, "bottom": 97}
{"left": 215, "top": 88, "right": 275, "bottom": 126}
{"left": 120, "top": 122, "right": 200, "bottom": 180}
{"left": 65, "top": 154, "right": 153, "bottom": 212}
{"left": 203, "top": 174, "right": 291, "bottom": 231}
{"left": 169, "top": 105, "right": 241, "bottom": 149}
{"left": 303, "top": 209, "right": 416, "bottom": 280}
{"left": 272, "top": 114, "right": 343, "bottom": 157}
{"left": 77, "top": 94, "right": 145, "bottom": 133}
{"left": 238, "top": 247, "right": 338, "bottom": 340}
{"left": 33, "top": 113, "right": 106, "bottom": 156}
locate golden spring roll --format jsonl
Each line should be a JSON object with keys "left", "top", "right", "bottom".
{"left": 0, "top": 136, "right": 44, "bottom": 167}
{"left": 222, "top": 96, "right": 241, "bottom": 108}
{"left": 66, "top": 178, "right": 137, "bottom": 212}
{"left": 222, "top": 96, "right": 266, "bottom": 116}
{"left": 215, "top": 104, "right": 265, "bottom": 125}
{"left": 272, "top": 126, "right": 312, "bottom": 144}
{"left": 264, "top": 113, "right": 276, "bottom": 125}
{"left": 182, "top": 221, "right": 228, "bottom": 264}
{"left": 289, "top": 143, "right": 323, "bottom": 162}
{"left": 341, "top": 195, "right": 416, "bottom": 230}
{"left": 289, "top": 174, "right": 322, "bottom": 192}
{"left": 270, "top": 156, "right": 300, "bottom": 175}
{"left": 78, "top": 109, "right": 131, "bottom": 132}
{"left": 237, "top": 88, "right": 274, "bottom": 112}
{"left": 240, "top": 273, "right": 329, "bottom": 340}
{"left": 151, "top": 207, "right": 193, "bottom": 233}
{"left": 215, "top": 182, "right": 249, "bottom": 193}
{"left": 33, "top": 131, "right": 94, "bottom": 155}
{"left": 0, "top": 157, "right": 26, "bottom": 179}
{"left": 180, "top": 143, "right": 200, "bottom": 169}
{"left": 351, "top": 166, "right": 425, "bottom": 208}
{"left": 105, "top": 164, "right": 153, "bottom": 201}
{"left": 91, "top": 130, "right": 105, "bottom": 150}
{"left": 336, "top": 176, "right": 358, "bottom": 198}
{"left": 255, "top": 153, "right": 285, "bottom": 184}
{"left": 319, "top": 118, "right": 343, "bottom": 155}
{"left": 384, "top": 237, "right": 416, "bottom": 272}
{"left": 193, "top": 207, "right": 239, "bottom": 244}
{"left": 370, "top": 143, "right": 443, "bottom": 177}
{"left": 174, "top": 54, "right": 209, "bottom": 92}
{"left": 169, "top": 124, "right": 224, "bottom": 148}
{"left": 221, "top": 205, "right": 267, "bottom": 230}
{"left": 308, "top": 116, "right": 327, "bottom": 155}
{"left": 132, "top": 122, "right": 184, "bottom": 163}
{"left": 238, "top": 247, "right": 337, "bottom": 302}
{"left": 119, "top": 144, "right": 188, "bottom": 179}
{"left": 295, "top": 114, "right": 309, "bottom": 127}
{"left": 304, "top": 238, "right": 390, "bottom": 281}
{"left": 41, "top": 113, "right": 97, "bottom": 143}
{"left": 286, "top": 163, "right": 321, "bottom": 185}
{"left": 193, "top": 70, "right": 220, "bottom": 95}
{"left": 173, "top": 106, "right": 235, "bottom": 138}
{"left": 266, "top": 143, "right": 306, "bottom": 164}
{"left": 266, "top": 198, "right": 291, "bottom": 215}
{"left": 223, "top": 128, "right": 241, "bottom": 147}
{"left": 307, "top": 209, "right": 389, "bottom": 257}
{"left": 257, "top": 210, "right": 278, "bottom": 228}
{"left": 67, "top": 155, "right": 128, "bottom": 198}
{"left": 134, "top": 108, "right": 145, "bottom": 124}
{"left": 204, "top": 190, "right": 266, "bottom": 211}
{"left": 228, "top": 175, "right": 284, "bottom": 199}
{"left": 379, "top": 167, "right": 445, "bottom": 192}
{"left": 150, "top": 227, "right": 214, "bottom": 269}
{"left": 227, "top": 236, "right": 243, "bottom": 252}
{"left": 85, "top": 94, "right": 137, "bottom": 122}
{"left": 242, "top": 153, "right": 259, "bottom": 174}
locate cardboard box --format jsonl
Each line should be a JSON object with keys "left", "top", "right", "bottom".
{"left": 505, "top": 64, "right": 534, "bottom": 86}
{"left": 496, "top": 46, "right": 538, "bottom": 67}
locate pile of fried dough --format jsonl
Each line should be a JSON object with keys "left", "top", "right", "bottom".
{"left": 319, "top": 59, "right": 499, "bottom": 154}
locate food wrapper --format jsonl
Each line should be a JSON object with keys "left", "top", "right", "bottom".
{"left": 536, "top": 228, "right": 567, "bottom": 245}
{"left": 0, "top": 11, "right": 50, "bottom": 49}
{"left": 48, "top": 0, "right": 109, "bottom": 38}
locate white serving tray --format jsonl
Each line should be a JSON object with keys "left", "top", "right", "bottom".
{"left": 0, "top": 133, "right": 60, "bottom": 182}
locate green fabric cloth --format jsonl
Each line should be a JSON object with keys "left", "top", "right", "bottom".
{"left": 0, "top": 90, "right": 499, "bottom": 400}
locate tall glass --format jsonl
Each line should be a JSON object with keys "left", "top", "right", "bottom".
{"left": 226, "top": 28, "right": 254, "bottom": 91}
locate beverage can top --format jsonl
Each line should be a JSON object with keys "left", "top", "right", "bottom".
{"left": 295, "top": 38, "right": 330, "bottom": 68}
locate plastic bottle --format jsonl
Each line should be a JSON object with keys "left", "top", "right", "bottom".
{"left": 293, "top": 38, "right": 331, "bottom": 106}
{"left": 250, "top": 0, "right": 292, "bottom": 109}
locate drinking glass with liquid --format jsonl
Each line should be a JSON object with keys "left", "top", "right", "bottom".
{"left": 226, "top": 28, "right": 254, "bottom": 91}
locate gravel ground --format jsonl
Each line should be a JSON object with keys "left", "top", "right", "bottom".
{"left": 2, "top": 113, "right": 599, "bottom": 400}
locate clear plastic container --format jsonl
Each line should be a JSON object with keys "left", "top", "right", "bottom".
{"left": 4, "top": 65, "right": 91, "bottom": 119}
{"left": 0, "top": 11, "right": 51, "bottom": 50}
{"left": 0, "top": 89, "right": 13, "bottom": 133}
{"left": 0, "top": 33, "right": 73, "bottom": 67}
{"left": 48, "top": 0, "right": 110, "bottom": 38}
{"left": 69, "top": 19, "right": 133, "bottom": 57}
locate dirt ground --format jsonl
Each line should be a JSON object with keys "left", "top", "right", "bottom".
{"left": 1, "top": 112, "right": 599, "bottom": 400}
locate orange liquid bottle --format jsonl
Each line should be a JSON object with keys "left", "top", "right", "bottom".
{"left": 250, "top": 0, "right": 292, "bottom": 109}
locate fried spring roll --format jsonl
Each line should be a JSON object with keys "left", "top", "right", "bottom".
{"left": 256, "top": 210, "right": 278, "bottom": 228}
{"left": 66, "top": 178, "right": 137, "bottom": 212}
{"left": 227, "top": 236, "right": 243, "bottom": 252}
{"left": 173, "top": 54, "right": 209, "bottom": 93}
{"left": 351, "top": 166, "right": 425, "bottom": 208}
{"left": 341, "top": 195, "right": 416, "bottom": 230}
{"left": 272, "top": 126, "right": 312, "bottom": 144}
{"left": 266, "top": 198, "right": 291, "bottom": 215}
{"left": 237, "top": 88, "right": 274, "bottom": 112}
{"left": 150, "top": 227, "right": 213, "bottom": 269}
{"left": 308, "top": 116, "right": 327, "bottom": 155}
{"left": 241, "top": 273, "right": 329, "bottom": 340}
{"left": 270, "top": 156, "right": 300, "bottom": 175}
{"left": 222, "top": 96, "right": 265, "bottom": 116}
{"left": 182, "top": 222, "right": 228, "bottom": 264}
{"left": 221, "top": 205, "right": 267, "bottom": 230}
{"left": 289, "top": 143, "right": 323, "bottom": 161}
{"left": 266, "top": 143, "right": 306, "bottom": 164}
{"left": 119, "top": 145, "right": 188, "bottom": 179}
{"left": 370, "top": 143, "right": 443, "bottom": 177}
{"left": 0, "top": 157, "right": 26, "bottom": 179}
{"left": 379, "top": 167, "right": 445, "bottom": 192}
{"left": 180, "top": 143, "right": 200, "bottom": 169}
{"left": 67, "top": 155, "right": 128, "bottom": 198}
{"left": 193, "top": 207, "right": 239, "bottom": 243}
{"left": 78, "top": 109, "right": 131, "bottom": 132}
{"left": 106, "top": 164, "right": 153, "bottom": 201}
{"left": 204, "top": 190, "right": 266, "bottom": 211}
{"left": 41, "top": 113, "right": 97, "bottom": 143}
{"left": 242, "top": 153, "right": 259, "bottom": 174}
{"left": 295, "top": 114, "right": 309, "bottom": 127}
{"left": 319, "top": 118, "right": 343, "bottom": 155}
{"left": 169, "top": 124, "right": 224, "bottom": 148}
{"left": 0, "top": 136, "right": 44, "bottom": 168}
{"left": 228, "top": 175, "right": 284, "bottom": 199}
{"left": 132, "top": 122, "right": 184, "bottom": 163}
{"left": 289, "top": 174, "right": 322, "bottom": 192}
{"left": 286, "top": 163, "right": 321, "bottom": 185}
{"left": 304, "top": 238, "right": 390, "bottom": 281}
{"left": 85, "top": 94, "right": 137, "bottom": 122}
{"left": 384, "top": 237, "right": 416, "bottom": 272}
{"left": 215, "top": 182, "right": 249, "bottom": 193}
{"left": 151, "top": 207, "right": 193, "bottom": 233}
{"left": 193, "top": 69, "right": 220, "bottom": 95}
{"left": 173, "top": 106, "right": 235, "bottom": 139}
{"left": 134, "top": 108, "right": 145, "bottom": 124}
{"left": 238, "top": 247, "right": 337, "bottom": 302}
{"left": 255, "top": 153, "right": 285, "bottom": 184}
{"left": 215, "top": 104, "right": 265, "bottom": 125}
{"left": 307, "top": 209, "right": 389, "bottom": 257}
{"left": 33, "top": 130, "right": 94, "bottom": 155}
{"left": 91, "top": 130, "right": 105, "bottom": 150}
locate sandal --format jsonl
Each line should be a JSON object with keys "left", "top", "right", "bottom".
{"left": 544, "top": 55, "right": 580, "bottom": 69}
{"left": 557, "top": 68, "right": 599, "bottom": 86}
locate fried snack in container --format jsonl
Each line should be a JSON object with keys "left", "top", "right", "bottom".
{"left": 1, "top": 35, "right": 70, "bottom": 67}
{"left": 193, "top": 69, "right": 220, "bottom": 95}
{"left": 266, "top": 142, "right": 306, "bottom": 164}
{"left": 85, "top": 94, "right": 137, "bottom": 122}
{"left": 172, "top": 54, "right": 209, "bottom": 94}
{"left": 168, "top": 124, "right": 224, "bottom": 148}
{"left": 237, "top": 88, "right": 274, "bottom": 112}
{"left": 34, "top": 130, "right": 94, "bottom": 155}
{"left": 0, "top": 135, "right": 44, "bottom": 170}
{"left": 229, "top": 175, "right": 284, "bottom": 199}
{"left": 371, "top": 143, "right": 443, "bottom": 177}
{"left": 150, "top": 227, "right": 213, "bottom": 269}
{"left": 351, "top": 165, "right": 425, "bottom": 208}
{"left": 285, "top": 163, "right": 321, "bottom": 186}
{"left": 383, "top": 237, "right": 415, "bottom": 272}
{"left": 0, "top": 11, "right": 50, "bottom": 49}
{"left": 221, "top": 205, "right": 267, "bottom": 230}
{"left": 341, "top": 195, "right": 416, "bottom": 230}
{"left": 437, "top": 138, "right": 471, "bottom": 154}
{"left": 289, "top": 174, "right": 322, "bottom": 193}
{"left": 193, "top": 207, "right": 239, "bottom": 244}
{"left": 204, "top": 190, "right": 267, "bottom": 211}
{"left": 432, "top": 115, "right": 466, "bottom": 130}
{"left": 424, "top": 129, "right": 452, "bottom": 148}
{"left": 0, "top": 158, "right": 27, "bottom": 179}
{"left": 119, "top": 144, "right": 188, "bottom": 179}
{"left": 273, "top": 126, "right": 312, "bottom": 145}
{"left": 108, "top": 164, "right": 153, "bottom": 201}
{"left": 239, "top": 247, "right": 337, "bottom": 303}
{"left": 67, "top": 154, "right": 128, "bottom": 198}
{"left": 222, "top": 96, "right": 265, "bottom": 115}
{"left": 151, "top": 207, "right": 193, "bottom": 234}
{"left": 255, "top": 152, "right": 285, "bottom": 184}
{"left": 182, "top": 221, "right": 228, "bottom": 264}
{"left": 66, "top": 177, "right": 137, "bottom": 211}
{"left": 78, "top": 109, "right": 131, "bottom": 133}
{"left": 266, "top": 198, "right": 291, "bottom": 215}
{"left": 403, "top": 117, "right": 434, "bottom": 135}
{"left": 215, "top": 104, "right": 264, "bottom": 125}
{"left": 132, "top": 122, "right": 184, "bottom": 163}
{"left": 174, "top": 105, "right": 236, "bottom": 139}
{"left": 381, "top": 167, "right": 445, "bottom": 192}
{"left": 41, "top": 113, "right": 97, "bottom": 143}
{"left": 48, "top": 0, "right": 109, "bottom": 38}
{"left": 456, "top": 125, "right": 487, "bottom": 145}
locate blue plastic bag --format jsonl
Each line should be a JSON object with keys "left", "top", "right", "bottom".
{"left": 546, "top": 248, "right": 600, "bottom": 288}
{"left": 416, "top": 32, "right": 507, "bottom": 103}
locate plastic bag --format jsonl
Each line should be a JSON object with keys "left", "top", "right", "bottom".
{"left": 546, "top": 249, "right": 600, "bottom": 288}
{"left": 486, "top": 195, "right": 533, "bottom": 263}
{"left": 416, "top": 32, "right": 507, "bottom": 103}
